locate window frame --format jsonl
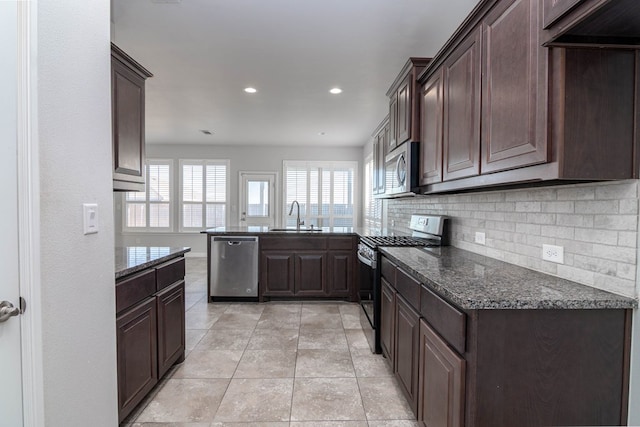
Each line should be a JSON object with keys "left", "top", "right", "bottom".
{"left": 282, "top": 160, "right": 358, "bottom": 228}
{"left": 179, "top": 159, "right": 230, "bottom": 232}
{"left": 122, "top": 158, "right": 174, "bottom": 233}
{"left": 363, "top": 153, "right": 382, "bottom": 228}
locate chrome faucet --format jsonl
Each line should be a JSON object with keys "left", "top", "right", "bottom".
{"left": 288, "top": 200, "right": 304, "bottom": 230}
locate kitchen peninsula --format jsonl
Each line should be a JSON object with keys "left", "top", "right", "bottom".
{"left": 115, "top": 246, "right": 190, "bottom": 422}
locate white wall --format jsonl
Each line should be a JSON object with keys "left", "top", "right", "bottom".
{"left": 116, "top": 143, "right": 363, "bottom": 254}
{"left": 38, "top": 1, "right": 118, "bottom": 425}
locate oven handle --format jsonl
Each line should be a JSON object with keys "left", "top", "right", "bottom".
{"left": 357, "top": 251, "right": 376, "bottom": 269}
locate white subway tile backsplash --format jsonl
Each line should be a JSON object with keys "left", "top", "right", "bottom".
{"left": 387, "top": 181, "right": 639, "bottom": 297}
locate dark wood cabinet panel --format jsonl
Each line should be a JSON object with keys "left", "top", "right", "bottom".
{"left": 418, "top": 318, "right": 465, "bottom": 427}
{"left": 156, "top": 281, "right": 185, "bottom": 378}
{"left": 419, "top": 70, "right": 444, "bottom": 185}
{"left": 295, "top": 252, "right": 327, "bottom": 296}
{"left": 395, "top": 294, "right": 420, "bottom": 416}
{"left": 115, "top": 269, "right": 156, "bottom": 315}
{"left": 481, "top": 0, "right": 548, "bottom": 174}
{"left": 388, "top": 95, "right": 399, "bottom": 152}
{"left": 156, "top": 257, "right": 186, "bottom": 291}
{"left": 397, "top": 74, "right": 412, "bottom": 144}
{"left": 442, "top": 29, "right": 481, "bottom": 181}
{"left": 261, "top": 251, "right": 296, "bottom": 297}
{"left": 116, "top": 297, "right": 158, "bottom": 423}
{"left": 380, "top": 278, "right": 396, "bottom": 363}
{"left": 111, "top": 44, "right": 152, "bottom": 192}
{"left": 327, "top": 251, "right": 353, "bottom": 298}
{"left": 372, "top": 118, "right": 388, "bottom": 195}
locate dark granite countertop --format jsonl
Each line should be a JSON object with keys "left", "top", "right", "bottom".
{"left": 203, "top": 226, "right": 359, "bottom": 236}
{"left": 380, "top": 246, "right": 638, "bottom": 310}
{"left": 115, "top": 246, "right": 191, "bottom": 279}
{"left": 202, "top": 225, "right": 403, "bottom": 237}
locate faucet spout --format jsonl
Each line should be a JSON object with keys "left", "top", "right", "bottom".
{"left": 288, "top": 200, "right": 304, "bottom": 230}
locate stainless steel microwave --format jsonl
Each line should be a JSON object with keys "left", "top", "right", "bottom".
{"left": 382, "top": 141, "right": 418, "bottom": 198}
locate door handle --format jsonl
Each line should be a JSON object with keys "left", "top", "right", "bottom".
{"left": 0, "top": 300, "right": 21, "bottom": 323}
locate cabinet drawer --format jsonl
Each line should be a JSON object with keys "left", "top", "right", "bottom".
{"left": 156, "top": 257, "right": 185, "bottom": 291}
{"left": 116, "top": 269, "right": 156, "bottom": 314}
{"left": 396, "top": 267, "right": 421, "bottom": 311}
{"left": 380, "top": 256, "right": 397, "bottom": 284}
{"left": 420, "top": 284, "right": 466, "bottom": 354}
{"left": 328, "top": 236, "right": 354, "bottom": 250}
{"left": 260, "top": 236, "right": 327, "bottom": 251}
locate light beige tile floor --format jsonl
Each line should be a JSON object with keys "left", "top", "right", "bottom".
{"left": 123, "top": 257, "right": 418, "bottom": 427}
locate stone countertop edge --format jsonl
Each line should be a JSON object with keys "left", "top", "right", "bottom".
{"left": 380, "top": 246, "right": 638, "bottom": 310}
{"left": 202, "top": 226, "right": 364, "bottom": 236}
{"left": 115, "top": 247, "right": 191, "bottom": 280}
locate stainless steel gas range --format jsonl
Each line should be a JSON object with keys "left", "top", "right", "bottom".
{"left": 358, "top": 214, "right": 449, "bottom": 354}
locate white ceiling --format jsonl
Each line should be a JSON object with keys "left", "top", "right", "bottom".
{"left": 112, "top": 0, "right": 479, "bottom": 147}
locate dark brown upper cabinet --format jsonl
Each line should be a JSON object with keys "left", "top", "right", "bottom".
{"left": 372, "top": 117, "right": 388, "bottom": 195}
{"left": 111, "top": 43, "right": 153, "bottom": 192}
{"left": 481, "top": 0, "right": 547, "bottom": 174}
{"left": 415, "top": 0, "right": 639, "bottom": 195}
{"left": 419, "top": 70, "right": 444, "bottom": 185}
{"left": 442, "top": 29, "right": 482, "bottom": 181}
{"left": 386, "top": 58, "right": 432, "bottom": 155}
{"left": 543, "top": 0, "right": 640, "bottom": 46}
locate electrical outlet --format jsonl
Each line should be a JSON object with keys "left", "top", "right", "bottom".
{"left": 542, "top": 244, "right": 564, "bottom": 264}
{"left": 475, "top": 231, "right": 486, "bottom": 245}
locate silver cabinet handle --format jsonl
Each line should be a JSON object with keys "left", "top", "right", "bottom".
{"left": 0, "top": 300, "right": 20, "bottom": 323}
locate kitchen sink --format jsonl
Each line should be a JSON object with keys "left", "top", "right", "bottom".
{"left": 269, "top": 227, "right": 324, "bottom": 232}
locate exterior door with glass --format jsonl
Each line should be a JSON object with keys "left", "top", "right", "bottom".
{"left": 239, "top": 172, "right": 277, "bottom": 227}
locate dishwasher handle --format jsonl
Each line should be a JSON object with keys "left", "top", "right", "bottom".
{"left": 211, "top": 236, "right": 259, "bottom": 244}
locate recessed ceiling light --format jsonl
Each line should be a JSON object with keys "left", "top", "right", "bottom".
{"left": 329, "top": 88, "right": 342, "bottom": 94}
{"left": 318, "top": 132, "right": 326, "bottom": 136}
{"left": 200, "top": 130, "right": 213, "bottom": 135}
{"left": 244, "top": 87, "right": 257, "bottom": 94}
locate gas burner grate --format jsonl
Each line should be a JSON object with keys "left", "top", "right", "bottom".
{"left": 360, "top": 235, "right": 437, "bottom": 249}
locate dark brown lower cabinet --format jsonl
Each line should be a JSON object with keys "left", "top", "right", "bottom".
{"left": 380, "top": 278, "right": 396, "bottom": 363}
{"left": 156, "top": 281, "right": 186, "bottom": 377}
{"left": 259, "top": 235, "right": 358, "bottom": 300}
{"left": 327, "top": 250, "right": 354, "bottom": 298}
{"left": 116, "top": 297, "right": 158, "bottom": 423}
{"left": 116, "top": 255, "right": 187, "bottom": 422}
{"left": 394, "top": 294, "right": 420, "bottom": 416}
{"left": 418, "top": 318, "right": 465, "bottom": 427}
{"left": 295, "top": 252, "right": 326, "bottom": 297}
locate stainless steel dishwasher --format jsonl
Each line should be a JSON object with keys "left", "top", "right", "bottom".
{"left": 209, "top": 236, "right": 259, "bottom": 301}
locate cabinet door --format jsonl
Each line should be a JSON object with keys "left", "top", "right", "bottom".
{"left": 418, "top": 319, "right": 465, "bottom": 427}
{"left": 372, "top": 137, "right": 380, "bottom": 194}
{"left": 327, "top": 250, "right": 353, "bottom": 298}
{"left": 397, "top": 74, "right": 412, "bottom": 144}
{"left": 260, "top": 251, "right": 295, "bottom": 297}
{"left": 481, "top": 0, "right": 547, "bottom": 174}
{"left": 395, "top": 294, "right": 420, "bottom": 416}
{"left": 388, "top": 95, "right": 398, "bottom": 152}
{"left": 112, "top": 57, "right": 146, "bottom": 190}
{"left": 295, "top": 251, "right": 327, "bottom": 297}
{"left": 380, "top": 278, "right": 396, "bottom": 364}
{"left": 116, "top": 297, "right": 158, "bottom": 422}
{"left": 378, "top": 126, "right": 388, "bottom": 192}
{"left": 419, "top": 70, "right": 444, "bottom": 185}
{"left": 442, "top": 29, "right": 481, "bottom": 181}
{"left": 156, "top": 281, "right": 185, "bottom": 378}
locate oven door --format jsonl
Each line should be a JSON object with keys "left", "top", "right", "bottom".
{"left": 358, "top": 250, "right": 381, "bottom": 354}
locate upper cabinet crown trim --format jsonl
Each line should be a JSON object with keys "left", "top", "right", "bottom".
{"left": 111, "top": 43, "right": 154, "bottom": 79}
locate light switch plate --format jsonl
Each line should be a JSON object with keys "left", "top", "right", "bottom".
{"left": 83, "top": 203, "right": 98, "bottom": 235}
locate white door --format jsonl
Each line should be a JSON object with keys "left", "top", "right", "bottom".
{"left": 239, "top": 172, "right": 277, "bottom": 227}
{"left": 0, "top": 1, "right": 25, "bottom": 425}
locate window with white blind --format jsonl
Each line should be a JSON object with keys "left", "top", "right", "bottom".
{"left": 124, "top": 160, "right": 173, "bottom": 231}
{"left": 283, "top": 161, "right": 357, "bottom": 228}
{"left": 364, "top": 154, "right": 382, "bottom": 228}
{"left": 180, "top": 159, "right": 229, "bottom": 231}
